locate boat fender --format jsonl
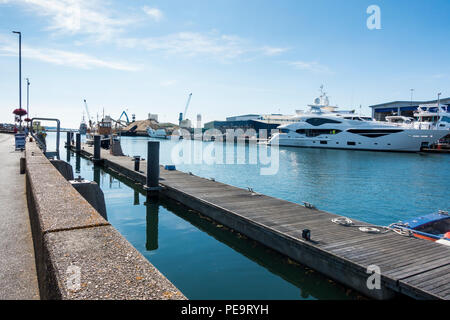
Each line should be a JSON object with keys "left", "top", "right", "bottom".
{"left": 444, "top": 232, "right": 450, "bottom": 240}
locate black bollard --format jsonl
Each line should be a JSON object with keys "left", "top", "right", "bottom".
{"left": 134, "top": 156, "right": 141, "bottom": 171}
{"left": 93, "top": 135, "right": 101, "bottom": 162}
{"left": 75, "top": 133, "right": 81, "bottom": 153}
{"left": 145, "top": 141, "right": 160, "bottom": 196}
{"left": 20, "top": 157, "right": 26, "bottom": 174}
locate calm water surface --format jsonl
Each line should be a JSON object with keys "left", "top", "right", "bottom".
{"left": 119, "top": 136, "right": 450, "bottom": 225}
{"left": 48, "top": 133, "right": 449, "bottom": 299}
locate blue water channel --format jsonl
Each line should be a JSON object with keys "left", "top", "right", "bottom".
{"left": 48, "top": 133, "right": 449, "bottom": 299}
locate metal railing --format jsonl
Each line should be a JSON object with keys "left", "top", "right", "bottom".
{"left": 30, "top": 117, "right": 60, "bottom": 159}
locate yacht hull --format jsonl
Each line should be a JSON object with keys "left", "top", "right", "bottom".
{"left": 269, "top": 129, "right": 447, "bottom": 152}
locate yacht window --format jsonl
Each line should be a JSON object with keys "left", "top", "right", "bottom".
{"left": 298, "top": 129, "right": 342, "bottom": 137}
{"left": 280, "top": 128, "right": 290, "bottom": 133}
{"left": 320, "top": 141, "right": 327, "bottom": 145}
{"left": 441, "top": 116, "right": 450, "bottom": 123}
{"left": 305, "top": 118, "right": 342, "bottom": 126}
{"left": 347, "top": 129, "right": 403, "bottom": 138}
{"left": 347, "top": 141, "right": 356, "bottom": 146}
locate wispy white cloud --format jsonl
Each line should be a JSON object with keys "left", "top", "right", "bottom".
{"left": 289, "top": 60, "right": 332, "bottom": 74}
{"left": 431, "top": 73, "right": 447, "bottom": 79}
{"left": 143, "top": 6, "right": 163, "bottom": 22}
{"left": 160, "top": 80, "right": 177, "bottom": 87}
{"left": 2, "top": 0, "right": 135, "bottom": 41}
{"left": 119, "top": 31, "right": 287, "bottom": 61}
{"left": 262, "top": 46, "right": 288, "bottom": 56}
{"left": 1, "top": 1, "right": 287, "bottom": 63}
{"left": 0, "top": 36, "right": 137, "bottom": 71}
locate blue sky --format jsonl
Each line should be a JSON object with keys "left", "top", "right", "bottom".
{"left": 1, "top": 0, "right": 449, "bottom": 128}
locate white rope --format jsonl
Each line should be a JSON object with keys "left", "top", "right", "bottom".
{"left": 331, "top": 217, "right": 354, "bottom": 226}
{"left": 332, "top": 217, "right": 404, "bottom": 235}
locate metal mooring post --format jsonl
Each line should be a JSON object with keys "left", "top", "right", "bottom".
{"left": 145, "top": 141, "right": 160, "bottom": 197}
{"left": 75, "top": 133, "right": 81, "bottom": 153}
{"left": 93, "top": 135, "right": 101, "bottom": 163}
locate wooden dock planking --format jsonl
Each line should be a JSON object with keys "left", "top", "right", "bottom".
{"left": 71, "top": 143, "right": 450, "bottom": 300}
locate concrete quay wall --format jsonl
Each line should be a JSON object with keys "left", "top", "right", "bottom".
{"left": 25, "top": 142, "right": 185, "bottom": 300}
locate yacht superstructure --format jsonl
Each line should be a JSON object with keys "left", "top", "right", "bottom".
{"left": 413, "top": 104, "right": 450, "bottom": 130}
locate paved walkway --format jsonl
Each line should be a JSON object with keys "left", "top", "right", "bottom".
{"left": 0, "top": 134, "right": 39, "bottom": 299}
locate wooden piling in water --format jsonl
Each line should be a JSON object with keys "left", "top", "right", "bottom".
{"left": 93, "top": 135, "right": 101, "bottom": 163}
{"left": 75, "top": 133, "right": 81, "bottom": 153}
{"left": 145, "top": 141, "right": 160, "bottom": 197}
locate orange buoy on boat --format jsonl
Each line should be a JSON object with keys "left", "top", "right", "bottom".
{"left": 444, "top": 232, "right": 450, "bottom": 240}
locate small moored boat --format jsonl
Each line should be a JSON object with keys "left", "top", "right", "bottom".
{"left": 391, "top": 211, "right": 450, "bottom": 246}
{"left": 147, "top": 127, "right": 168, "bottom": 139}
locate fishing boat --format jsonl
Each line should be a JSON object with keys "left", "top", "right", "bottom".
{"left": 79, "top": 112, "right": 88, "bottom": 135}
{"left": 391, "top": 211, "right": 450, "bottom": 246}
{"left": 86, "top": 116, "right": 114, "bottom": 148}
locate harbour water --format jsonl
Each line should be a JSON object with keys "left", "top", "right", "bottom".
{"left": 119, "top": 136, "right": 450, "bottom": 226}
{"left": 52, "top": 134, "right": 449, "bottom": 299}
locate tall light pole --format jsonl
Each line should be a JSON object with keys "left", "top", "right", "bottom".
{"left": 12, "top": 31, "right": 25, "bottom": 130}
{"left": 12, "top": 31, "right": 21, "bottom": 110}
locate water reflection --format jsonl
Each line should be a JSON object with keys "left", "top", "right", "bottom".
{"left": 102, "top": 165, "right": 361, "bottom": 300}
{"left": 75, "top": 153, "right": 81, "bottom": 174}
{"left": 66, "top": 146, "right": 71, "bottom": 163}
{"left": 134, "top": 189, "right": 140, "bottom": 206}
{"left": 146, "top": 199, "right": 159, "bottom": 251}
{"left": 93, "top": 165, "right": 101, "bottom": 185}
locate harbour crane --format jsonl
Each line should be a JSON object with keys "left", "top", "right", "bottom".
{"left": 117, "top": 110, "right": 130, "bottom": 125}
{"left": 83, "top": 99, "right": 93, "bottom": 128}
{"left": 179, "top": 93, "right": 192, "bottom": 125}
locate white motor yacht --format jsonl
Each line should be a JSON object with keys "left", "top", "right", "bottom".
{"left": 268, "top": 90, "right": 448, "bottom": 152}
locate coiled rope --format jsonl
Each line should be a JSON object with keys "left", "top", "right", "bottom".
{"left": 331, "top": 217, "right": 412, "bottom": 236}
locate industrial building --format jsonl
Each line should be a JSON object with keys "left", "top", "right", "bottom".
{"left": 204, "top": 114, "right": 295, "bottom": 137}
{"left": 369, "top": 97, "right": 450, "bottom": 121}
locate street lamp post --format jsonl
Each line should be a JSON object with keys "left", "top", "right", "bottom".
{"left": 12, "top": 31, "right": 23, "bottom": 130}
